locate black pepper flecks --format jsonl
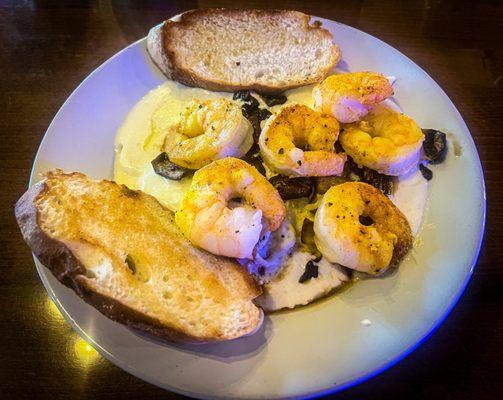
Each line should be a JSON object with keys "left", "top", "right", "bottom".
{"left": 299, "top": 260, "right": 319, "bottom": 283}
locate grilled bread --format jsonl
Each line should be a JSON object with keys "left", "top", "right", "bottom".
{"left": 15, "top": 170, "right": 262, "bottom": 342}
{"left": 147, "top": 8, "right": 341, "bottom": 94}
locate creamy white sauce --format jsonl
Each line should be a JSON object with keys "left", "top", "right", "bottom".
{"left": 114, "top": 78, "right": 429, "bottom": 312}
{"left": 114, "top": 81, "right": 232, "bottom": 211}
{"left": 255, "top": 251, "right": 349, "bottom": 312}
{"left": 114, "top": 79, "right": 427, "bottom": 232}
{"left": 390, "top": 166, "right": 429, "bottom": 235}
{"left": 114, "top": 81, "right": 315, "bottom": 211}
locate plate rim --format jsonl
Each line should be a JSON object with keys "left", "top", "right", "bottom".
{"left": 28, "top": 16, "right": 486, "bottom": 400}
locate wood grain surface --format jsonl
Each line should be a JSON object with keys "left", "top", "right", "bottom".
{"left": 0, "top": 1, "right": 501, "bottom": 399}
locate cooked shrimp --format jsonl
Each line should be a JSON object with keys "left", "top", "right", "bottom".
{"left": 175, "top": 157, "right": 286, "bottom": 259}
{"left": 340, "top": 105, "right": 424, "bottom": 175}
{"left": 314, "top": 182, "right": 412, "bottom": 275}
{"left": 258, "top": 104, "right": 346, "bottom": 177}
{"left": 313, "top": 72, "right": 393, "bottom": 123}
{"left": 162, "top": 98, "right": 253, "bottom": 169}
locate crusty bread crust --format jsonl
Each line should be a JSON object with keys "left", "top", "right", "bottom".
{"left": 153, "top": 8, "right": 341, "bottom": 94}
{"left": 15, "top": 172, "right": 262, "bottom": 342}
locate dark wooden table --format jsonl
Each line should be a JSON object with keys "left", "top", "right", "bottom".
{"left": 1, "top": 1, "right": 501, "bottom": 399}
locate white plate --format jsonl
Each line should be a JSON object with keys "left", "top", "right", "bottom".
{"left": 29, "top": 15, "right": 485, "bottom": 399}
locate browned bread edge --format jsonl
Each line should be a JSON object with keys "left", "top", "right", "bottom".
{"left": 157, "top": 8, "right": 341, "bottom": 94}
{"left": 15, "top": 179, "right": 261, "bottom": 343}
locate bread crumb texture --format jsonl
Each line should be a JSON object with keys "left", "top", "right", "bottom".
{"left": 31, "top": 170, "right": 261, "bottom": 341}
{"left": 159, "top": 9, "right": 341, "bottom": 93}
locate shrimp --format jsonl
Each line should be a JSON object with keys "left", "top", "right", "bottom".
{"left": 162, "top": 98, "right": 254, "bottom": 169}
{"left": 314, "top": 182, "right": 412, "bottom": 275}
{"left": 340, "top": 105, "right": 424, "bottom": 175}
{"left": 175, "top": 157, "right": 286, "bottom": 259}
{"left": 258, "top": 104, "right": 346, "bottom": 177}
{"left": 313, "top": 72, "right": 393, "bottom": 123}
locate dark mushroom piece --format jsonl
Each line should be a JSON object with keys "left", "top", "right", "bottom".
{"left": 243, "top": 150, "right": 266, "bottom": 176}
{"left": 346, "top": 157, "right": 394, "bottom": 195}
{"left": 233, "top": 90, "right": 260, "bottom": 118}
{"left": 247, "top": 112, "right": 261, "bottom": 142}
{"left": 360, "top": 167, "right": 394, "bottom": 195}
{"left": 233, "top": 90, "right": 256, "bottom": 103}
{"left": 298, "top": 260, "right": 319, "bottom": 283}
{"left": 315, "top": 176, "right": 349, "bottom": 194}
{"left": 422, "top": 129, "right": 448, "bottom": 164}
{"left": 260, "top": 93, "right": 288, "bottom": 107}
{"left": 269, "top": 175, "right": 315, "bottom": 200}
{"left": 257, "top": 108, "right": 272, "bottom": 122}
{"left": 233, "top": 91, "right": 274, "bottom": 143}
{"left": 151, "top": 152, "right": 191, "bottom": 180}
{"left": 419, "top": 163, "right": 433, "bottom": 180}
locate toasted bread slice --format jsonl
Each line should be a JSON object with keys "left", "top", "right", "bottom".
{"left": 147, "top": 8, "right": 341, "bottom": 94}
{"left": 15, "top": 171, "right": 262, "bottom": 342}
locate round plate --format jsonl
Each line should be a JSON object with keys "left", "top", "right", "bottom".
{"left": 30, "top": 15, "right": 485, "bottom": 399}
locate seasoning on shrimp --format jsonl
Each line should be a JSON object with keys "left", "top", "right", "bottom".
{"left": 175, "top": 157, "right": 286, "bottom": 259}
{"left": 340, "top": 105, "right": 424, "bottom": 176}
{"left": 162, "top": 98, "right": 254, "bottom": 169}
{"left": 259, "top": 104, "right": 346, "bottom": 177}
{"left": 313, "top": 72, "right": 393, "bottom": 123}
{"left": 314, "top": 182, "right": 412, "bottom": 275}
